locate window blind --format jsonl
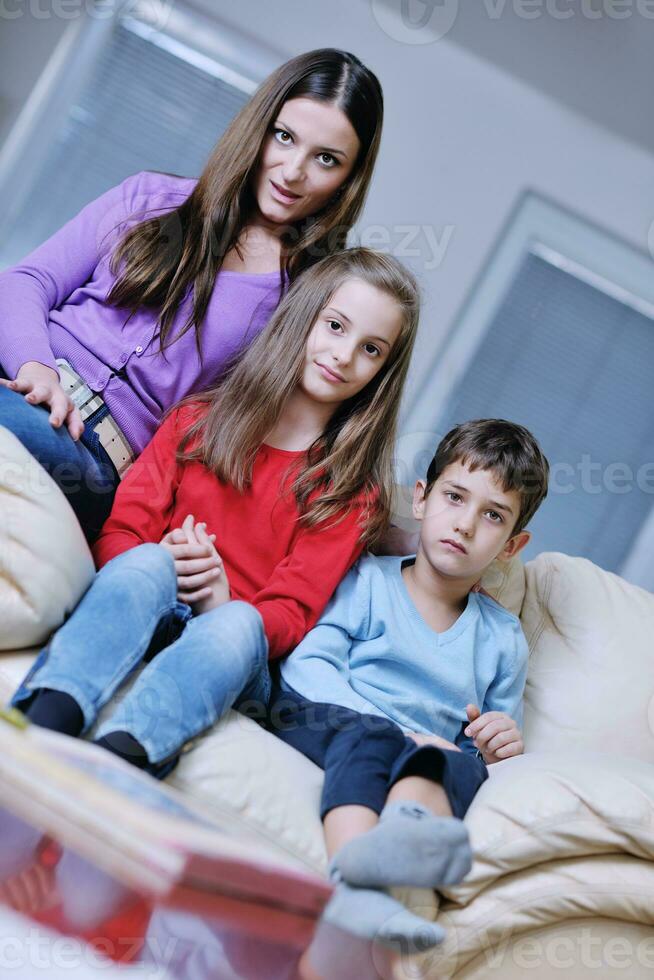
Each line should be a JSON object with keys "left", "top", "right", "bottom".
{"left": 1, "top": 17, "right": 251, "bottom": 263}
{"left": 434, "top": 250, "right": 654, "bottom": 572}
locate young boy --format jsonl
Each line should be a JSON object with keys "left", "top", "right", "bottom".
{"left": 266, "top": 418, "right": 549, "bottom": 949}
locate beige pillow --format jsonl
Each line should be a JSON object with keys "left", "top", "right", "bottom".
{"left": 441, "top": 750, "right": 654, "bottom": 905}
{"left": 480, "top": 556, "right": 526, "bottom": 618}
{"left": 0, "top": 425, "right": 95, "bottom": 651}
{"left": 521, "top": 552, "right": 654, "bottom": 763}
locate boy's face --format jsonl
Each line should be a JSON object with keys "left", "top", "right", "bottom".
{"left": 413, "top": 459, "right": 531, "bottom": 582}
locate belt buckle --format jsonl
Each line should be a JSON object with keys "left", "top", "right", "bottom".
{"left": 56, "top": 359, "right": 101, "bottom": 423}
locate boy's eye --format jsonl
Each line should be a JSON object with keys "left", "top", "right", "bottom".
{"left": 445, "top": 491, "right": 461, "bottom": 502}
{"left": 486, "top": 510, "right": 503, "bottom": 523}
{"left": 274, "top": 128, "right": 292, "bottom": 144}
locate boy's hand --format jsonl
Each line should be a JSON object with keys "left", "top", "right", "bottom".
{"left": 408, "top": 732, "right": 461, "bottom": 752}
{"left": 465, "top": 703, "right": 524, "bottom": 764}
{"left": 160, "top": 515, "right": 230, "bottom": 612}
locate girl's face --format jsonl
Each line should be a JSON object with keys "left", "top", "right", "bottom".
{"left": 252, "top": 97, "right": 361, "bottom": 225}
{"left": 300, "top": 277, "right": 403, "bottom": 405}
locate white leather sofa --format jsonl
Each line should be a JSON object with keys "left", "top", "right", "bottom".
{"left": 1, "top": 425, "right": 653, "bottom": 979}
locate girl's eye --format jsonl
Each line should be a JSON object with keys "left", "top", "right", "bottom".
{"left": 328, "top": 319, "right": 343, "bottom": 332}
{"left": 274, "top": 129, "right": 292, "bottom": 144}
{"left": 318, "top": 152, "right": 337, "bottom": 168}
{"left": 363, "top": 343, "right": 380, "bottom": 357}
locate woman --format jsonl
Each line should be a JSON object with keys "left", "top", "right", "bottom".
{"left": 0, "top": 48, "right": 383, "bottom": 542}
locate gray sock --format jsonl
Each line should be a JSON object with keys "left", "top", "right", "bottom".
{"left": 333, "top": 800, "right": 472, "bottom": 889}
{"left": 323, "top": 879, "right": 445, "bottom": 951}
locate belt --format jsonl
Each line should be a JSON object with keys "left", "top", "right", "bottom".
{"left": 56, "top": 359, "right": 135, "bottom": 479}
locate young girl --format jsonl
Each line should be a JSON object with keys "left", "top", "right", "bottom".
{"left": 11, "top": 248, "right": 420, "bottom": 782}
{"left": 0, "top": 48, "right": 383, "bottom": 541}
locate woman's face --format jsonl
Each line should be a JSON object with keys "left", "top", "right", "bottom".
{"left": 252, "top": 97, "right": 361, "bottom": 226}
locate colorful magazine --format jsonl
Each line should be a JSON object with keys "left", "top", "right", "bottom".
{"left": 0, "top": 711, "right": 331, "bottom": 927}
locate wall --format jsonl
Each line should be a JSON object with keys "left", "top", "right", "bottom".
{"left": 2, "top": 0, "right": 654, "bottom": 438}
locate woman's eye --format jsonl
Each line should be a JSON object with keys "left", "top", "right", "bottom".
{"left": 274, "top": 129, "right": 292, "bottom": 144}
{"left": 318, "top": 152, "right": 337, "bottom": 168}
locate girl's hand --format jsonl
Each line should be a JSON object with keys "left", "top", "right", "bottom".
{"left": 408, "top": 732, "right": 461, "bottom": 752}
{"left": 0, "top": 361, "right": 85, "bottom": 440}
{"left": 465, "top": 703, "right": 524, "bottom": 764}
{"left": 192, "top": 519, "right": 231, "bottom": 614}
{"left": 160, "top": 515, "right": 230, "bottom": 612}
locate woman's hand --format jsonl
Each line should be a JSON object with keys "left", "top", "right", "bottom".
{"left": 160, "top": 514, "right": 230, "bottom": 613}
{"left": 0, "top": 361, "right": 84, "bottom": 440}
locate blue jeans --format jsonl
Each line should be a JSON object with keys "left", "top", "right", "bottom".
{"left": 0, "top": 369, "right": 119, "bottom": 543}
{"left": 11, "top": 544, "right": 271, "bottom": 764}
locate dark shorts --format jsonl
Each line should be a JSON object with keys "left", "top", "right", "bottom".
{"left": 266, "top": 683, "right": 488, "bottom": 820}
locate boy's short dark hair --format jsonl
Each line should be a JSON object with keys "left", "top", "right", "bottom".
{"left": 424, "top": 419, "right": 550, "bottom": 536}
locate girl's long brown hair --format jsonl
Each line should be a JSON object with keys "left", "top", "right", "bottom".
{"left": 106, "top": 49, "right": 383, "bottom": 359}
{"left": 177, "top": 248, "right": 420, "bottom": 546}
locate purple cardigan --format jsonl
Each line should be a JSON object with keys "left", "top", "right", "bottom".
{"left": 0, "top": 171, "right": 286, "bottom": 454}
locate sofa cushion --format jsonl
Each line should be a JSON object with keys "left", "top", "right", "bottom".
{"left": 427, "top": 857, "right": 654, "bottom": 979}
{"left": 479, "top": 555, "right": 525, "bottom": 618}
{"left": 441, "top": 750, "right": 654, "bottom": 906}
{"left": 521, "top": 552, "right": 654, "bottom": 762}
{"left": 0, "top": 426, "right": 95, "bottom": 651}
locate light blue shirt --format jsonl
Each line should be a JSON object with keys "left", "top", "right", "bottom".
{"left": 280, "top": 554, "right": 529, "bottom": 756}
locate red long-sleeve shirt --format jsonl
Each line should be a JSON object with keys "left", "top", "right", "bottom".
{"left": 92, "top": 405, "right": 372, "bottom": 659}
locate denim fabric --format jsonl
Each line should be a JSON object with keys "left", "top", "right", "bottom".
{"left": 267, "top": 684, "right": 488, "bottom": 820}
{"left": 11, "top": 544, "right": 271, "bottom": 764}
{"left": 0, "top": 369, "right": 118, "bottom": 542}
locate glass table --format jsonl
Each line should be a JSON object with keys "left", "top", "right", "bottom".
{"left": 0, "top": 712, "right": 401, "bottom": 979}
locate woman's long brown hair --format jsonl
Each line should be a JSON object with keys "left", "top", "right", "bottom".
{"left": 106, "top": 49, "right": 383, "bottom": 359}
{"left": 176, "top": 248, "right": 420, "bottom": 546}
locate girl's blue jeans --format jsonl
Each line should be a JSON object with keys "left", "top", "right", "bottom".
{"left": 0, "top": 368, "right": 118, "bottom": 543}
{"left": 11, "top": 544, "right": 271, "bottom": 765}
